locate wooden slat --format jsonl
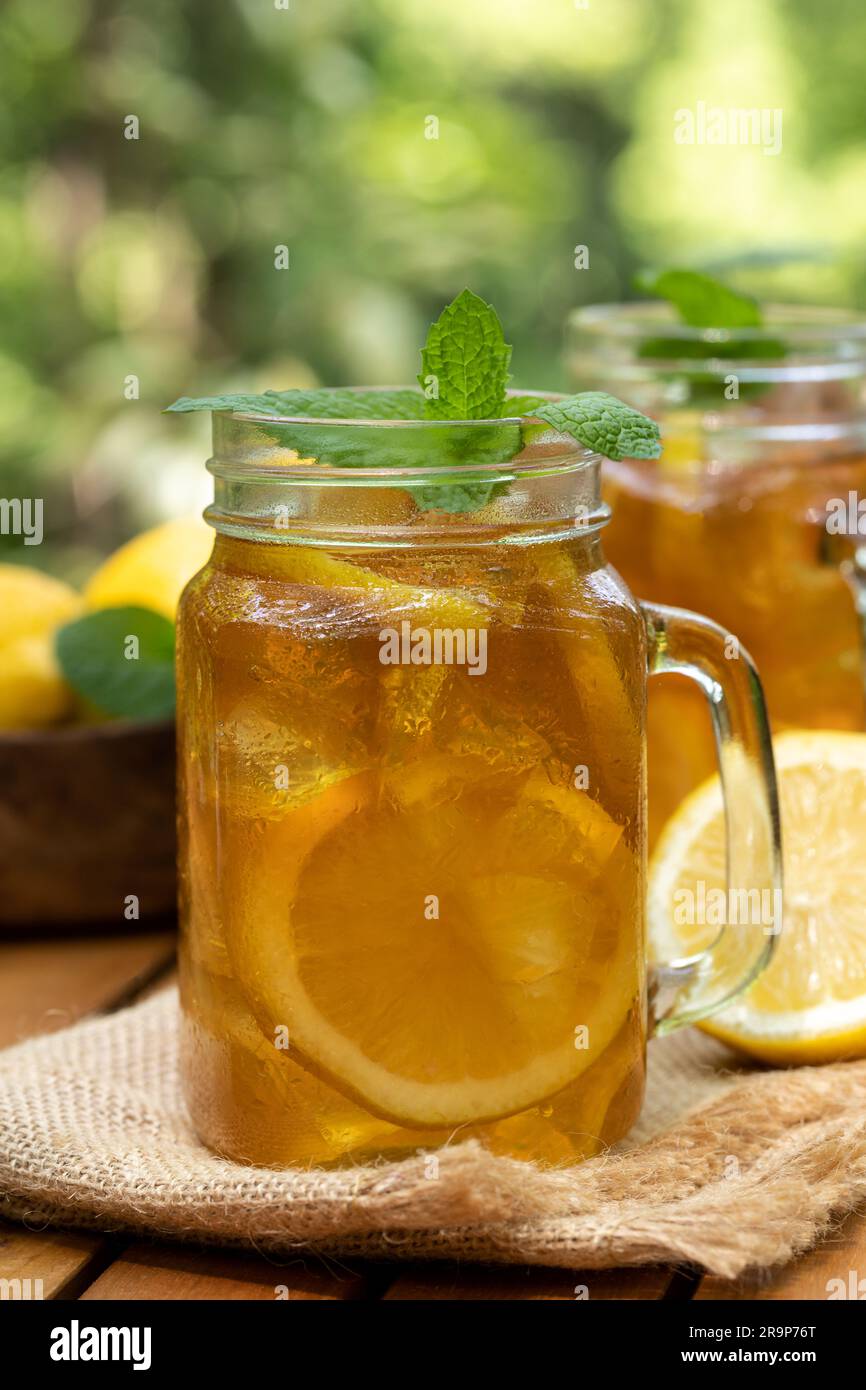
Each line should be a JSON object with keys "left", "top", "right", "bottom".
{"left": 0, "top": 1221, "right": 116, "bottom": 1300}
{"left": 0, "top": 928, "right": 176, "bottom": 1298}
{"left": 384, "top": 1262, "right": 678, "bottom": 1300}
{"left": 0, "top": 929, "right": 175, "bottom": 1048}
{"left": 696, "top": 1209, "right": 866, "bottom": 1300}
{"left": 19, "top": 930, "right": 856, "bottom": 1302}
{"left": 79, "top": 1242, "right": 368, "bottom": 1301}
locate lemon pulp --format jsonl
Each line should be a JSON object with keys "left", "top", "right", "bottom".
{"left": 649, "top": 730, "right": 866, "bottom": 1063}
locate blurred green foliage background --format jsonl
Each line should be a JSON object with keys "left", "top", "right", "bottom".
{"left": 2, "top": 0, "right": 866, "bottom": 578}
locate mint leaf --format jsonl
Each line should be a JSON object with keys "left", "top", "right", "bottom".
{"left": 164, "top": 300, "right": 661, "bottom": 514}
{"left": 409, "top": 479, "right": 502, "bottom": 515}
{"left": 636, "top": 268, "right": 763, "bottom": 328}
{"left": 166, "top": 388, "right": 427, "bottom": 418}
{"left": 634, "top": 267, "right": 786, "bottom": 394}
{"left": 528, "top": 392, "right": 661, "bottom": 461}
{"left": 166, "top": 393, "right": 286, "bottom": 415}
{"left": 502, "top": 393, "right": 549, "bottom": 416}
{"left": 56, "top": 606, "right": 176, "bottom": 722}
{"left": 265, "top": 388, "right": 427, "bottom": 419}
{"left": 636, "top": 335, "right": 786, "bottom": 362}
{"left": 419, "top": 289, "right": 512, "bottom": 420}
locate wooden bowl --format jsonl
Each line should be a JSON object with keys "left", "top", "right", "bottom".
{"left": 0, "top": 721, "right": 177, "bottom": 928}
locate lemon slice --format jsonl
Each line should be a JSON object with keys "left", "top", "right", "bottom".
{"left": 228, "top": 766, "right": 637, "bottom": 1127}
{"left": 649, "top": 730, "right": 866, "bottom": 1064}
{"left": 230, "top": 543, "right": 491, "bottom": 630}
{"left": 529, "top": 545, "right": 643, "bottom": 810}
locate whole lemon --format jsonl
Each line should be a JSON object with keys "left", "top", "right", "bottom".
{"left": 0, "top": 564, "right": 82, "bottom": 728}
{"left": 84, "top": 515, "right": 214, "bottom": 621}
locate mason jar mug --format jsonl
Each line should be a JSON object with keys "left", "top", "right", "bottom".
{"left": 568, "top": 303, "right": 866, "bottom": 842}
{"left": 177, "top": 405, "right": 781, "bottom": 1168}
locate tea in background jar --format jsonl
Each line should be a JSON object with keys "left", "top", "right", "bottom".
{"left": 567, "top": 298, "right": 866, "bottom": 843}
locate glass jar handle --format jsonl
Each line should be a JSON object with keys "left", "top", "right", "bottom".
{"left": 642, "top": 601, "right": 783, "bottom": 1033}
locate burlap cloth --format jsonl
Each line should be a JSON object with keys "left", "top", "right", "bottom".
{"left": 2, "top": 988, "right": 866, "bottom": 1279}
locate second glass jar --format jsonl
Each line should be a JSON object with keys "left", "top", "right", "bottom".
{"left": 568, "top": 303, "right": 866, "bottom": 843}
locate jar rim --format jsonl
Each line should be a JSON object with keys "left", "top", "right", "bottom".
{"left": 205, "top": 394, "right": 608, "bottom": 546}
{"left": 208, "top": 389, "right": 601, "bottom": 487}
{"left": 207, "top": 453, "right": 597, "bottom": 484}
{"left": 569, "top": 301, "right": 866, "bottom": 346}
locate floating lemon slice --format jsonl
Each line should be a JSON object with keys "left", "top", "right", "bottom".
{"left": 529, "top": 545, "right": 643, "bottom": 809}
{"left": 648, "top": 730, "right": 866, "bottom": 1064}
{"left": 229, "top": 765, "right": 636, "bottom": 1127}
{"left": 233, "top": 543, "right": 492, "bottom": 630}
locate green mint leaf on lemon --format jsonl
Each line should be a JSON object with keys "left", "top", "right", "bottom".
{"left": 636, "top": 267, "right": 763, "bottom": 328}
{"left": 528, "top": 392, "right": 661, "bottom": 461}
{"left": 419, "top": 289, "right": 512, "bottom": 420}
{"left": 56, "top": 606, "right": 176, "bottom": 721}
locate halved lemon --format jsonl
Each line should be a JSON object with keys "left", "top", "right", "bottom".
{"left": 228, "top": 764, "right": 638, "bottom": 1128}
{"left": 649, "top": 730, "right": 866, "bottom": 1064}
{"left": 0, "top": 564, "right": 82, "bottom": 728}
{"left": 84, "top": 515, "right": 213, "bottom": 619}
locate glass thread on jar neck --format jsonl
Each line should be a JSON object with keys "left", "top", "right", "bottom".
{"left": 204, "top": 411, "right": 609, "bottom": 551}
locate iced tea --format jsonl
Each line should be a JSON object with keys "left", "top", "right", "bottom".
{"left": 178, "top": 523, "right": 647, "bottom": 1167}
{"left": 568, "top": 303, "right": 866, "bottom": 840}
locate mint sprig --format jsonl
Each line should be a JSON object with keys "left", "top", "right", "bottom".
{"left": 419, "top": 289, "right": 512, "bottom": 420}
{"left": 56, "top": 606, "right": 176, "bottom": 722}
{"left": 167, "top": 290, "right": 661, "bottom": 512}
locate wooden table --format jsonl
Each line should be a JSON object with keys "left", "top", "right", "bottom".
{"left": 1, "top": 927, "right": 861, "bottom": 1302}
